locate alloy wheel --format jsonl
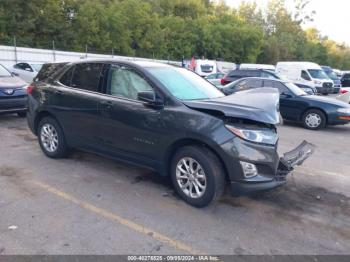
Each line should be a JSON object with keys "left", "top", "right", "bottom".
{"left": 40, "top": 123, "right": 59, "bottom": 153}
{"left": 176, "top": 157, "right": 207, "bottom": 199}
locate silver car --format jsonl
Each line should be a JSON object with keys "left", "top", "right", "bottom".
{"left": 205, "top": 73, "right": 225, "bottom": 87}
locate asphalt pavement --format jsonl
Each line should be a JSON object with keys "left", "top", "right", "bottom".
{"left": 0, "top": 115, "right": 349, "bottom": 255}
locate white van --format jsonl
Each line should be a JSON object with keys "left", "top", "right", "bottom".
{"left": 276, "top": 62, "right": 334, "bottom": 94}
{"left": 240, "top": 64, "right": 275, "bottom": 71}
{"left": 194, "top": 60, "right": 217, "bottom": 77}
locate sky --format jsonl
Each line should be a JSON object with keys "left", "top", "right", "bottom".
{"left": 224, "top": 0, "right": 350, "bottom": 46}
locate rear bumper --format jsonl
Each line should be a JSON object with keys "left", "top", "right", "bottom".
{"left": 0, "top": 96, "right": 27, "bottom": 114}
{"left": 230, "top": 141, "right": 315, "bottom": 196}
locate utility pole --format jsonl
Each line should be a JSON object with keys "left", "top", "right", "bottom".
{"left": 52, "top": 40, "right": 56, "bottom": 61}
{"left": 13, "top": 36, "right": 18, "bottom": 63}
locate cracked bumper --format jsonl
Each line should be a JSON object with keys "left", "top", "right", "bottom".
{"left": 231, "top": 141, "right": 316, "bottom": 196}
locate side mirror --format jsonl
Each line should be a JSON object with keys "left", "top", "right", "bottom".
{"left": 137, "top": 91, "right": 163, "bottom": 107}
{"left": 25, "top": 68, "right": 33, "bottom": 72}
{"left": 280, "top": 92, "right": 292, "bottom": 98}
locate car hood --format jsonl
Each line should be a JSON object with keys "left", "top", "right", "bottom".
{"left": 183, "top": 88, "right": 280, "bottom": 125}
{"left": 0, "top": 76, "right": 27, "bottom": 88}
{"left": 301, "top": 94, "right": 350, "bottom": 107}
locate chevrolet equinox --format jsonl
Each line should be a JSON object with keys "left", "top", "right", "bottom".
{"left": 27, "top": 60, "right": 315, "bottom": 207}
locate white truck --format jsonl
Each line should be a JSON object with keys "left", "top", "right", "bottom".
{"left": 276, "top": 62, "right": 334, "bottom": 94}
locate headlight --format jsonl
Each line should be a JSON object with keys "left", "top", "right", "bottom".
{"left": 225, "top": 125, "right": 278, "bottom": 145}
{"left": 337, "top": 108, "right": 350, "bottom": 114}
{"left": 22, "top": 85, "right": 29, "bottom": 90}
{"left": 314, "top": 80, "right": 322, "bottom": 85}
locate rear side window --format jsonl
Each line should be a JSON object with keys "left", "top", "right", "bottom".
{"left": 59, "top": 67, "right": 74, "bottom": 86}
{"left": 273, "top": 82, "right": 290, "bottom": 94}
{"left": 261, "top": 71, "right": 277, "bottom": 79}
{"left": 71, "top": 63, "right": 104, "bottom": 92}
{"left": 229, "top": 70, "right": 244, "bottom": 77}
{"left": 245, "top": 70, "right": 259, "bottom": 77}
{"left": 14, "top": 63, "right": 31, "bottom": 71}
{"left": 246, "top": 79, "right": 263, "bottom": 88}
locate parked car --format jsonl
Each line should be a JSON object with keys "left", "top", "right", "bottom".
{"left": 341, "top": 72, "right": 350, "bottom": 87}
{"left": 321, "top": 66, "right": 342, "bottom": 92}
{"left": 11, "top": 62, "right": 44, "bottom": 83}
{"left": 276, "top": 62, "right": 334, "bottom": 95}
{"left": 220, "top": 69, "right": 282, "bottom": 85}
{"left": 222, "top": 78, "right": 350, "bottom": 130}
{"left": 27, "top": 60, "right": 314, "bottom": 207}
{"left": 205, "top": 73, "right": 225, "bottom": 87}
{"left": 0, "top": 64, "right": 28, "bottom": 117}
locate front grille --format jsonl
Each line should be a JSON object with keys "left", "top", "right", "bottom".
{"left": 323, "top": 82, "right": 333, "bottom": 88}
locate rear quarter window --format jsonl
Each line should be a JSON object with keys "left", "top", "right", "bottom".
{"left": 35, "top": 63, "right": 68, "bottom": 82}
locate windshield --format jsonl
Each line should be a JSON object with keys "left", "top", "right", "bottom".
{"left": 325, "top": 70, "right": 339, "bottom": 80}
{"left": 200, "top": 65, "right": 214, "bottom": 73}
{"left": 285, "top": 82, "right": 307, "bottom": 96}
{"left": 0, "top": 64, "right": 12, "bottom": 77}
{"left": 148, "top": 67, "right": 224, "bottom": 101}
{"left": 308, "top": 69, "right": 329, "bottom": 80}
{"left": 31, "top": 64, "right": 43, "bottom": 72}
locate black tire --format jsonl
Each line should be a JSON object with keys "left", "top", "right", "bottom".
{"left": 17, "top": 112, "right": 26, "bottom": 117}
{"left": 37, "top": 117, "right": 69, "bottom": 158}
{"left": 302, "top": 109, "right": 326, "bottom": 130}
{"left": 170, "top": 146, "right": 225, "bottom": 208}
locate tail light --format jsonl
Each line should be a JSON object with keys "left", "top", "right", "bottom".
{"left": 221, "top": 78, "right": 226, "bottom": 85}
{"left": 27, "top": 85, "right": 34, "bottom": 94}
{"left": 340, "top": 89, "right": 348, "bottom": 94}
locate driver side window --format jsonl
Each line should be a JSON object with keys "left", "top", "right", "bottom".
{"left": 107, "top": 65, "right": 153, "bottom": 100}
{"left": 301, "top": 70, "right": 311, "bottom": 81}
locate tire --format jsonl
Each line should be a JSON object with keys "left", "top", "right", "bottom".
{"left": 302, "top": 109, "right": 326, "bottom": 130}
{"left": 170, "top": 146, "right": 225, "bottom": 208}
{"left": 17, "top": 112, "right": 26, "bottom": 117}
{"left": 37, "top": 117, "right": 69, "bottom": 158}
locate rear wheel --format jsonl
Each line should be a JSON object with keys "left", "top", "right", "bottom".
{"left": 170, "top": 146, "right": 225, "bottom": 208}
{"left": 302, "top": 109, "right": 326, "bottom": 130}
{"left": 37, "top": 117, "right": 69, "bottom": 158}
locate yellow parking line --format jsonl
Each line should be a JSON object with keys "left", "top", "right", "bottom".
{"left": 31, "top": 180, "right": 202, "bottom": 255}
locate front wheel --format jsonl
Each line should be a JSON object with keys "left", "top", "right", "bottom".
{"left": 37, "top": 117, "right": 69, "bottom": 158}
{"left": 170, "top": 146, "right": 225, "bottom": 208}
{"left": 302, "top": 109, "right": 326, "bottom": 130}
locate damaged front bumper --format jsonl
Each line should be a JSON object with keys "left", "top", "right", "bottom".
{"left": 231, "top": 140, "right": 315, "bottom": 195}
